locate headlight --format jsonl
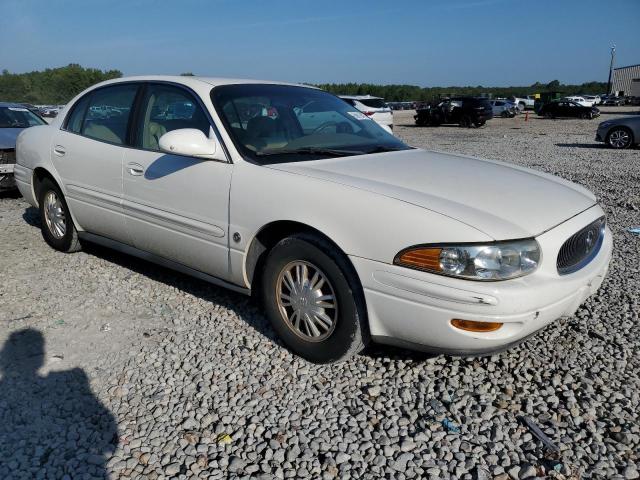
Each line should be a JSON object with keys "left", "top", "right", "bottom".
{"left": 394, "top": 239, "right": 541, "bottom": 281}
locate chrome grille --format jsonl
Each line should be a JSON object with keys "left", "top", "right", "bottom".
{"left": 557, "top": 217, "right": 605, "bottom": 275}
{"left": 0, "top": 149, "right": 16, "bottom": 165}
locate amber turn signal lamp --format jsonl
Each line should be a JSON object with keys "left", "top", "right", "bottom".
{"left": 396, "top": 247, "right": 442, "bottom": 271}
{"left": 451, "top": 319, "right": 503, "bottom": 332}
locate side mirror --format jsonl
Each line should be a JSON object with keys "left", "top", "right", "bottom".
{"left": 158, "top": 128, "right": 223, "bottom": 160}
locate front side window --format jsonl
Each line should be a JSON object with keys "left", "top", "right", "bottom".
{"left": 212, "top": 84, "right": 409, "bottom": 164}
{"left": 81, "top": 84, "right": 138, "bottom": 145}
{"left": 0, "top": 106, "right": 46, "bottom": 128}
{"left": 135, "top": 84, "right": 210, "bottom": 151}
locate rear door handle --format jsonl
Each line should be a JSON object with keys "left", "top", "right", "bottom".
{"left": 126, "top": 163, "right": 144, "bottom": 176}
{"left": 53, "top": 145, "right": 66, "bottom": 156}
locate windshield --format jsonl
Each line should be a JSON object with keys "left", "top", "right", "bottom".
{"left": 0, "top": 106, "right": 47, "bottom": 128}
{"left": 211, "top": 84, "right": 409, "bottom": 164}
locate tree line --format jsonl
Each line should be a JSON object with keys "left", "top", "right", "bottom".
{"left": 0, "top": 64, "right": 122, "bottom": 105}
{"left": 0, "top": 65, "right": 608, "bottom": 104}
{"left": 314, "top": 80, "right": 609, "bottom": 102}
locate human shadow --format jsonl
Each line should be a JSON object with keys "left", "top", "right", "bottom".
{"left": 0, "top": 329, "right": 117, "bottom": 478}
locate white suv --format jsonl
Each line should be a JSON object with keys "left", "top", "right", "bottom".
{"left": 339, "top": 95, "right": 393, "bottom": 133}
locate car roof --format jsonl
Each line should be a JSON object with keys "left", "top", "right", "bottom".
{"left": 338, "top": 95, "right": 384, "bottom": 100}
{"left": 91, "top": 75, "right": 314, "bottom": 90}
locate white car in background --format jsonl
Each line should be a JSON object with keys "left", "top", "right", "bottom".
{"left": 15, "top": 76, "right": 612, "bottom": 363}
{"left": 339, "top": 95, "right": 393, "bottom": 133}
{"left": 582, "top": 95, "right": 601, "bottom": 105}
{"left": 564, "top": 96, "right": 594, "bottom": 107}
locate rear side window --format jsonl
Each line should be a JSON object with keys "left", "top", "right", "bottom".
{"left": 65, "top": 96, "right": 90, "bottom": 133}
{"left": 81, "top": 85, "right": 138, "bottom": 145}
{"left": 134, "top": 84, "right": 211, "bottom": 151}
{"left": 358, "top": 98, "right": 386, "bottom": 109}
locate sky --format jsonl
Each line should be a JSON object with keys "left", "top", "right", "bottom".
{"left": 1, "top": 0, "right": 639, "bottom": 87}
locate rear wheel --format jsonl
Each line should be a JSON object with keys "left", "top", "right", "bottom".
{"left": 474, "top": 120, "right": 486, "bottom": 127}
{"left": 459, "top": 115, "right": 472, "bottom": 128}
{"left": 38, "top": 178, "right": 81, "bottom": 253}
{"left": 261, "top": 234, "right": 367, "bottom": 363}
{"left": 607, "top": 127, "right": 633, "bottom": 149}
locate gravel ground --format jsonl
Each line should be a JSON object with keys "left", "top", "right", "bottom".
{"left": 0, "top": 106, "right": 639, "bottom": 479}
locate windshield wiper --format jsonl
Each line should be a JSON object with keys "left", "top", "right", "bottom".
{"left": 255, "top": 147, "right": 363, "bottom": 157}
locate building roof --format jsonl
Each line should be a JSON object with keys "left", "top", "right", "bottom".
{"left": 614, "top": 64, "right": 640, "bottom": 71}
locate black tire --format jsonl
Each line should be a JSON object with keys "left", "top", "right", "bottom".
{"left": 474, "top": 120, "right": 486, "bottom": 127}
{"left": 415, "top": 116, "right": 426, "bottom": 126}
{"left": 606, "top": 127, "right": 633, "bottom": 149}
{"left": 260, "top": 233, "right": 367, "bottom": 363}
{"left": 38, "top": 177, "right": 81, "bottom": 253}
{"left": 459, "top": 115, "right": 472, "bottom": 128}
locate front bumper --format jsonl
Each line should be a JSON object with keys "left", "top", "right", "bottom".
{"left": 595, "top": 125, "right": 609, "bottom": 142}
{"left": 351, "top": 206, "right": 612, "bottom": 355}
{"left": 0, "top": 163, "right": 16, "bottom": 190}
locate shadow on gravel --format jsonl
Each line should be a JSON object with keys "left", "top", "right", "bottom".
{"left": 555, "top": 143, "right": 604, "bottom": 149}
{"left": 22, "top": 206, "right": 40, "bottom": 228}
{"left": 0, "top": 189, "right": 21, "bottom": 200}
{"left": 362, "top": 344, "right": 437, "bottom": 362}
{"left": 0, "top": 329, "right": 117, "bottom": 478}
{"left": 80, "top": 242, "right": 281, "bottom": 344}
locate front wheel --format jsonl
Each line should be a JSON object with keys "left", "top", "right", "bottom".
{"left": 38, "top": 178, "right": 81, "bottom": 253}
{"left": 607, "top": 127, "right": 633, "bottom": 149}
{"left": 261, "top": 234, "right": 367, "bottom": 363}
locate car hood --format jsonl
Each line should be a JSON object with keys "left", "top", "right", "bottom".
{"left": 267, "top": 149, "right": 597, "bottom": 240}
{"left": 0, "top": 128, "right": 22, "bottom": 149}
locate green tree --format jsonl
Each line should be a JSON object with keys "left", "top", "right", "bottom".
{"left": 0, "top": 64, "right": 122, "bottom": 104}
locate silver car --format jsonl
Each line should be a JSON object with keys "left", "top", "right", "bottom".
{"left": 0, "top": 103, "right": 47, "bottom": 191}
{"left": 595, "top": 116, "right": 640, "bottom": 149}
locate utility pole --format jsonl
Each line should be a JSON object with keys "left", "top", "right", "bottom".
{"left": 607, "top": 44, "right": 616, "bottom": 95}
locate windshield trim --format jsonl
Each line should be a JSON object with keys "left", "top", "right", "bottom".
{"left": 210, "top": 83, "right": 409, "bottom": 166}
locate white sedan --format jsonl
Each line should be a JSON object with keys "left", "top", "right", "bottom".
{"left": 15, "top": 76, "right": 612, "bottom": 363}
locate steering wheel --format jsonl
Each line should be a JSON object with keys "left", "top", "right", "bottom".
{"left": 312, "top": 121, "right": 339, "bottom": 134}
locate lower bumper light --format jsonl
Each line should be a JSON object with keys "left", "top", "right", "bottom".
{"left": 451, "top": 319, "right": 503, "bottom": 332}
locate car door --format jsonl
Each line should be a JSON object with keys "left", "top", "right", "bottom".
{"left": 122, "top": 82, "right": 232, "bottom": 279}
{"left": 53, "top": 83, "right": 140, "bottom": 243}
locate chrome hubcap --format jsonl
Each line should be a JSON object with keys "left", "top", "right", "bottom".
{"left": 43, "top": 191, "right": 66, "bottom": 239}
{"left": 610, "top": 130, "right": 630, "bottom": 148}
{"left": 276, "top": 261, "right": 338, "bottom": 342}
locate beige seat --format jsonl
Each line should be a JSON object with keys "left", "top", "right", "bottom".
{"left": 84, "top": 123, "right": 121, "bottom": 144}
{"left": 145, "top": 122, "right": 167, "bottom": 150}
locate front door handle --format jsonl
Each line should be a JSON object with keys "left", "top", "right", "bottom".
{"left": 126, "top": 163, "right": 144, "bottom": 176}
{"left": 53, "top": 145, "right": 66, "bottom": 156}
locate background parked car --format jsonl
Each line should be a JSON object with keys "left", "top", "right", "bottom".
{"left": 339, "top": 95, "right": 393, "bottom": 132}
{"left": 415, "top": 97, "right": 493, "bottom": 127}
{"left": 0, "top": 102, "right": 47, "bottom": 191}
{"left": 538, "top": 100, "right": 600, "bottom": 119}
{"left": 510, "top": 95, "right": 535, "bottom": 111}
{"left": 489, "top": 99, "right": 518, "bottom": 118}
{"left": 564, "top": 96, "right": 595, "bottom": 107}
{"left": 581, "top": 95, "right": 601, "bottom": 105}
{"left": 595, "top": 116, "right": 640, "bottom": 149}
{"left": 603, "top": 96, "right": 625, "bottom": 106}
